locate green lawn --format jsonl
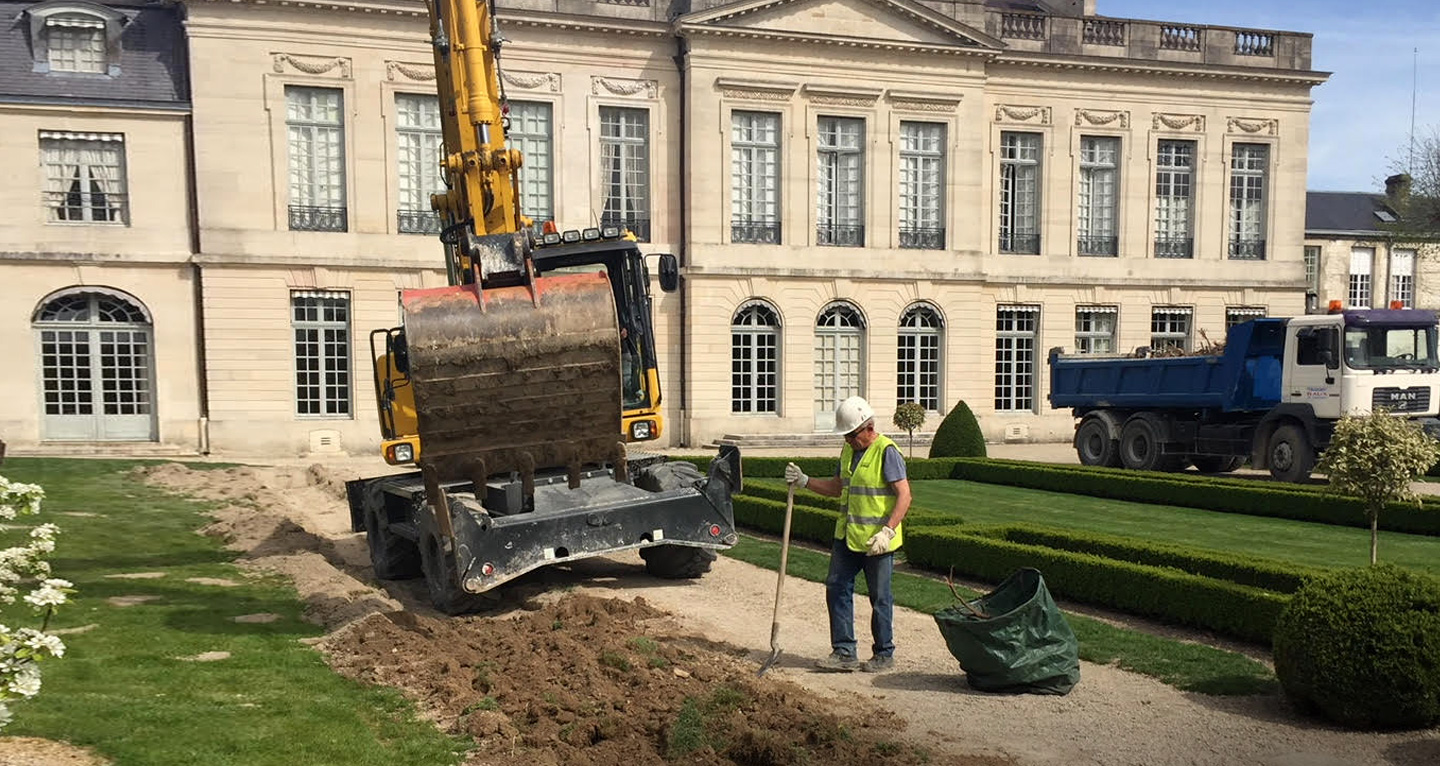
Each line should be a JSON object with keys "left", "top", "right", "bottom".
{"left": 0, "top": 458, "right": 466, "bottom": 766}
{"left": 905, "top": 479, "right": 1440, "bottom": 574}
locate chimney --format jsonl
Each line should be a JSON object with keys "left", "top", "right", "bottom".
{"left": 1386, "top": 173, "right": 1413, "bottom": 201}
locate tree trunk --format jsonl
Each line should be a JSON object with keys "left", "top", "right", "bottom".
{"left": 907, "top": 430, "right": 914, "bottom": 459}
{"left": 1370, "top": 512, "right": 1379, "bottom": 565}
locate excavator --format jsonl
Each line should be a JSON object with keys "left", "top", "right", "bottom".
{"left": 343, "top": 0, "right": 740, "bottom": 613}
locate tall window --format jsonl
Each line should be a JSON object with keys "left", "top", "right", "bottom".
{"left": 1228, "top": 143, "right": 1268, "bottom": 259}
{"left": 1226, "top": 307, "right": 1266, "bottom": 329}
{"left": 34, "top": 289, "right": 155, "bottom": 441}
{"left": 286, "top": 87, "right": 346, "bottom": 232}
{"left": 995, "top": 305, "right": 1038, "bottom": 411}
{"left": 1074, "top": 306, "right": 1117, "bottom": 354}
{"left": 599, "top": 106, "right": 650, "bottom": 241}
{"left": 46, "top": 15, "right": 106, "bottom": 74}
{"left": 1304, "top": 245, "right": 1321, "bottom": 296}
{"left": 509, "top": 101, "right": 554, "bottom": 228}
{"left": 1349, "top": 247, "right": 1373, "bottom": 308}
{"left": 731, "top": 301, "right": 779, "bottom": 413}
{"left": 1150, "top": 307, "right": 1192, "bottom": 353}
{"left": 999, "top": 132, "right": 1041, "bottom": 254}
{"left": 816, "top": 117, "right": 864, "bottom": 247}
{"left": 292, "top": 291, "right": 351, "bottom": 417}
{"left": 1391, "top": 249, "right": 1416, "bottom": 308}
{"left": 395, "top": 93, "right": 443, "bottom": 235}
{"left": 40, "top": 131, "right": 127, "bottom": 224}
{"left": 1077, "top": 136, "right": 1119, "bottom": 256}
{"left": 899, "top": 122, "right": 945, "bottom": 249}
{"left": 731, "top": 111, "right": 780, "bottom": 244}
{"left": 1154, "top": 140, "right": 1195, "bottom": 258}
{"left": 897, "top": 304, "right": 942, "bottom": 411}
{"left": 814, "top": 302, "right": 865, "bottom": 429}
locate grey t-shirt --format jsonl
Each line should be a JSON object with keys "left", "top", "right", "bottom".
{"left": 838, "top": 444, "right": 907, "bottom": 484}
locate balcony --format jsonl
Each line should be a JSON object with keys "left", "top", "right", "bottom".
{"left": 600, "top": 214, "right": 650, "bottom": 242}
{"left": 397, "top": 209, "right": 441, "bottom": 235}
{"left": 1229, "top": 239, "right": 1267, "bottom": 260}
{"left": 1153, "top": 237, "right": 1194, "bottom": 259}
{"left": 732, "top": 219, "right": 781, "bottom": 244}
{"left": 982, "top": 10, "right": 1311, "bottom": 71}
{"left": 1000, "top": 232, "right": 1040, "bottom": 254}
{"left": 1077, "top": 235, "right": 1118, "bottom": 257}
{"left": 288, "top": 205, "right": 347, "bottom": 232}
{"left": 817, "top": 223, "right": 864, "bottom": 247}
{"left": 899, "top": 227, "right": 945, "bottom": 250}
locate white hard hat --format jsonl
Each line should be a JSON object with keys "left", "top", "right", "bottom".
{"left": 835, "top": 396, "right": 875, "bottom": 435}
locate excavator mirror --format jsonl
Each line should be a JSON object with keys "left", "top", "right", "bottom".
{"left": 657, "top": 254, "right": 679, "bottom": 292}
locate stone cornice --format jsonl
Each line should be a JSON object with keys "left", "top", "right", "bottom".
{"left": 995, "top": 52, "right": 1330, "bottom": 86}
{"left": 189, "top": 0, "right": 427, "bottom": 18}
{"left": 675, "top": 0, "right": 1003, "bottom": 49}
{"left": 677, "top": 24, "right": 1000, "bottom": 58}
{"left": 682, "top": 265, "right": 1303, "bottom": 290}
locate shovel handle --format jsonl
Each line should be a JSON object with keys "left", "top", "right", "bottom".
{"left": 771, "top": 483, "right": 796, "bottom": 630}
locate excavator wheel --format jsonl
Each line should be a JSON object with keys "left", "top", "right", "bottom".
{"left": 635, "top": 461, "right": 717, "bottom": 579}
{"left": 419, "top": 529, "right": 493, "bottom": 616}
{"left": 363, "top": 490, "right": 421, "bottom": 580}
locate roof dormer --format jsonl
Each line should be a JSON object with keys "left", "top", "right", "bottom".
{"left": 22, "top": 1, "right": 128, "bottom": 77}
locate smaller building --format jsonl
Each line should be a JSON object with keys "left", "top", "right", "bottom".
{"left": 1304, "top": 176, "right": 1433, "bottom": 313}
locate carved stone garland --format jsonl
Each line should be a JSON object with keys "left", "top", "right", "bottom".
{"left": 995, "top": 105, "right": 1052, "bottom": 125}
{"left": 386, "top": 61, "right": 435, "bottom": 82}
{"left": 592, "top": 77, "right": 658, "bottom": 99}
{"left": 272, "top": 53, "right": 351, "bottom": 79}
{"left": 1227, "top": 117, "right": 1279, "bottom": 136}
{"left": 502, "top": 71, "right": 561, "bottom": 93}
{"left": 1152, "top": 113, "right": 1205, "bottom": 132}
{"left": 1075, "top": 109, "right": 1129, "bottom": 128}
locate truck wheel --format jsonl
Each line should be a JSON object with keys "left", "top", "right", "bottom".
{"left": 1268, "top": 425, "right": 1314, "bottom": 483}
{"left": 1119, "top": 415, "right": 1167, "bottom": 471}
{"left": 419, "top": 532, "right": 489, "bottom": 615}
{"left": 1075, "top": 416, "right": 1120, "bottom": 467}
{"left": 364, "top": 501, "right": 421, "bottom": 580}
{"left": 634, "top": 460, "right": 716, "bottom": 578}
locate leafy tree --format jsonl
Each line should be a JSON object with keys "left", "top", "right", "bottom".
{"left": 1315, "top": 411, "right": 1440, "bottom": 564}
{"left": 1382, "top": 126, "right": 1440, "bottom": 254}
{"left": 928, "top": 401, "right": 986, "bottom": 458}
{"left": 892, "top": 402, "right": 926, "bottom": 458}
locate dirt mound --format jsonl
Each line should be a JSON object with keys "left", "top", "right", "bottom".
{"left": 323, "top": 594, "right": 1002, "bottom": 766}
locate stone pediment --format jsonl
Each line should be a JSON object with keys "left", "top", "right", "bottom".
{"left": 676, "top": 0, "right": 1002, "bottom": 51}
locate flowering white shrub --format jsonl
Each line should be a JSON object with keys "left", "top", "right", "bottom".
{"left": 0, "top": 476, "right": 71, "bottom": 728}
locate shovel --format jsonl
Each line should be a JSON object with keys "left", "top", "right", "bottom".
{"left": 757, "top": 482, "right": 796, "bottom": 676}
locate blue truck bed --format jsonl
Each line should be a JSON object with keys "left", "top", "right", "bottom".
{"left": 1048, "top": 319, "right": 1287, "bottom": 413}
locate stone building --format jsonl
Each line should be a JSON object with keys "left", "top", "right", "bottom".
{"left": 0, "top": 0, "right": 1328, "bottom": 456}
{"left": 1304, "top": 176, "right": 1434, "bottom": 315}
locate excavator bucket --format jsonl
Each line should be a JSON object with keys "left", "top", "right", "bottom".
{"left": 400, "top": 271, "right": 624, "bottom": 485}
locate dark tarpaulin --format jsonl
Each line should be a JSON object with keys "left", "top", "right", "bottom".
{"left": 933, "top": 568, "right": 1080, "bottom": 695}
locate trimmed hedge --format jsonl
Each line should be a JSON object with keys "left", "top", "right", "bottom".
{"left": 928, "top": 400, "right": 987, "bottom": 458}
{"left": 905, "top": 525, "right": 1288, "bottom": 643}
{"left": 736, "top": 482, "right": 965, "bottom": 530}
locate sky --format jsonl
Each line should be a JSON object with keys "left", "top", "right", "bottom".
{"left": 1097, "top": 0, "right": 1440, "bottom": 193}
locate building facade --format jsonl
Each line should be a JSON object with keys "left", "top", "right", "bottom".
{"left": 0, "top": 0, "right": 1328, "bottom": 456}
{"left": 1304, "top": 178, "right": 1436, "bottom": 316}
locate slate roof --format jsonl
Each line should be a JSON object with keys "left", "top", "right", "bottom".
{"left": 1305, "top": 191, "right": 1399, "bottom": 236}
{"left": 0, "top": 0, "right": 188, "bottom": 107}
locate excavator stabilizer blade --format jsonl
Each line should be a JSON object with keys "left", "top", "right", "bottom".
{"left": 401, "top": 272, "right": 623, "bottom": 481}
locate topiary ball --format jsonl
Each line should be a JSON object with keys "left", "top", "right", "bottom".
{"left": 1272, "top": 564, "right": 1440, "bottom": 730}
{"left": 927, "top": 400, "right": 987, "bottom": 458}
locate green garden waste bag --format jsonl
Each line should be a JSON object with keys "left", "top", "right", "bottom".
{"left": 932, "top": 567, "right": 1080, "bottom": 695}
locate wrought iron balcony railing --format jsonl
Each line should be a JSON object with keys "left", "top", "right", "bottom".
{"left": 731, "top": 220, "right": 781, "bottom": 244}
{"left": 1228, "top": 238, "right": 1267, "bottom": 260}
{"left": 1153, "top": 237, "right": 1194, "bottom": 259}
{"left": 817, "top": 223, "right": 864, "bottom": 247}
{"left": 899, "top": 226, "right": 945, "bottom": 250}
{"left": 397, "top": 209, "right": 441, "bottom": 235}
{"left": 1077, "top": 235, "right": 1118, "bottom": 257}
{"left": 289, "top": 205, "right": 347, "bottom": 232}
{"left": 999, "top": 232, "right": 1040, "bottom": 254}
{"left": 600, "top": 214, "right": 650, "bottom": 242}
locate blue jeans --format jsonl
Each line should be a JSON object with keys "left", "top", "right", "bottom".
{"left": 824, "top": 538, "right": 895, "bottom": 660}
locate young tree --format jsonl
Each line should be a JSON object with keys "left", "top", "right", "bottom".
{"left": 1315, "top": 411, "right": 1440, "bottom": 564}
{"left": 1382, "top": 126, "right": 1440, "bottom": 255}
{"left": 892, "top": 402, "right": 926, "bottom": 458}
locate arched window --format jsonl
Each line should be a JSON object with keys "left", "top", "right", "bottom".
{"left": 731, "top": 300, "right": 780, "bottom": 413}
{"left": 32, "top": 287, "right": 155, "bottom": 441}
{"left": 898, "top": 303, "right": 943, "bottom": 411}
{"left": 814, "top": 301, "right": 865, "bottom": 430}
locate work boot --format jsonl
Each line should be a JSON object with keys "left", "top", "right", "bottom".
{"left": 814, "top": 651, "right": 861, "bottom": 672}
{"left": 861, "top": 655, "right": 895, "bottom": 673}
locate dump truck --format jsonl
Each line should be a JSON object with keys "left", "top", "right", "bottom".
{"left": 343, "top": 0, "right": 739, "bottom": 613}
{"left": 1049, "top": 306, "right": 1440, "bottom": 482}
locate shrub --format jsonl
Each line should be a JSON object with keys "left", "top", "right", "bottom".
{"left": 928, "top": 401, "right": 986, "bottom": 458}
{"left": 1273, "top": 565, "right": 1440, "bottom": 729}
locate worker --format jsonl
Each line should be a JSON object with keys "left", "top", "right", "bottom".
{"left": 785, "top": 396, "right": 911, "bottom": 673}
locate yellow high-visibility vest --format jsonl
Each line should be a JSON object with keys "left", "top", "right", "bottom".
{"left": 835, "top": 434, "right": 902, "bottom": 554}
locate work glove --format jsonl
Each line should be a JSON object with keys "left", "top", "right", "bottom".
{"left": 784, "top": 462, "right": 809, "bottom": 488}
{"left": 866, "top": 526, "right": 896, "bottom": 556}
